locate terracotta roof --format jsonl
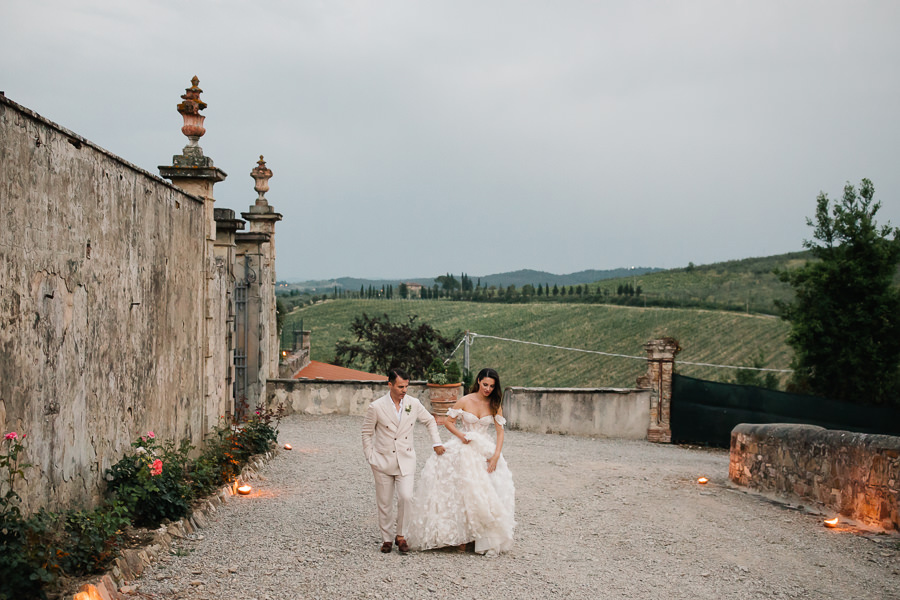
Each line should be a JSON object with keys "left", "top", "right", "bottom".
{"left": 293, "top": 360, "right": 388, "bottom": 381}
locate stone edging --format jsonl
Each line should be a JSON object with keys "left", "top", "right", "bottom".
{"left": 70, "top": 449, "right": 278, "bottom": 600}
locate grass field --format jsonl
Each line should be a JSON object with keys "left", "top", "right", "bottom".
{"left": 282, "top": 299, "right": 793, "bottom": 389}
{"left": 592, "top": 252, "right": 810, "bottom": 314}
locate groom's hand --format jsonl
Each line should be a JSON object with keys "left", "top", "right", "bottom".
{"left": 433, "top": 445, "right": 446, "bottom": 455}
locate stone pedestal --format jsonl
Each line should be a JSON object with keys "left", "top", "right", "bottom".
{"left": 643, "top": 338, "right": 680, "bottom": 443}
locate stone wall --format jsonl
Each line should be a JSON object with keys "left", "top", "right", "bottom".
{"left": 503, "top": 387, "right": 651, "bottom": 439}
{"left": 265, "top": 379, "right": 650, "bottom": 441}
{"left": 267, "top": 379, "right": 429, "bottom": 417}
{"left": 730, "top": 423, "right": 900, "bottom": 531}
{"left": 0, "top": 96, "right": 209, "bottom": 512}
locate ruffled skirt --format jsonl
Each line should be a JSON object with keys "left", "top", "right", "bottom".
{"left": 407, "top": 431, "right": 515, "bottom": 554}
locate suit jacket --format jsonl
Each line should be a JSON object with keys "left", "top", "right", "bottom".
{"left": 361, "top": 393, "right": 442, "bottom": 477}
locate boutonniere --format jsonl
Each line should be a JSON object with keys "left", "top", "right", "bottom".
{"left": 404, "top": 404, "right": 412, "bottom": 414}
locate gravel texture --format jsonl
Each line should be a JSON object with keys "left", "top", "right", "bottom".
{"left": 135, "top": 414, "right": 899, "bottom": 599}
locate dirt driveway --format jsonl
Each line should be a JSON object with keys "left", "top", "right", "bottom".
{"left": 136, "top": 414, "right": 899, "bottom": 599}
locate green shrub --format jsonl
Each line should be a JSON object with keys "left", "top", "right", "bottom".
{"left": 105, "top": 432, "right": 193, "bottom": 527}
{"left": 2, "top": 409, "right": 282, "bottom": 600}
{"left": 57, "top": 502, "right": 130, "bottom": 576}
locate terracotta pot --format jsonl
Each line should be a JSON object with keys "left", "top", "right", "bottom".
{"left": 427, "top": 382, "right": 463, "bottom": 423}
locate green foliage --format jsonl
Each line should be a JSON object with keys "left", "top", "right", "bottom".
{"left": 1, "top": 432, "right": 54, "bottom": 600}
{"left": 1, "top": 409, "right": 282, "bottom": 600}
{"left": 426, "top": 359, "right": 462, "bottom": 384}
{"left": 105, "top": 432, "right": 193, "bottom": 527}
{"left": 1, "top": 434, "right": 129, "bottom": 598}
{"left": 729, "top": 352, "right": 780, "bottom": 390}
{"left": 779, "top": 179, "right": 900, "bottom": 406}
{"left": 333, "top": 312, "right": 459, "bottom": 379}
{"left": 57, "top": 502, "right": 130, "bottom": 576}
{"left": 445, "top": 361, "right": 462, "bottom": 383}
{"left": 426, "top": 357, "right": 448, "bottom": 384}
{"left": 189, "top": 402, "right": 284, "bottom": 498}
{"left": 275, "top": 297, "right": 287, "bottom": 335}
{"left": 1, "top": 508, "right": 59, "bottom": 600}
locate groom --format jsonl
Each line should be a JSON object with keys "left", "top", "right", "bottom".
{"left": 361, "top": 368, "right": 445, "bottom": 554}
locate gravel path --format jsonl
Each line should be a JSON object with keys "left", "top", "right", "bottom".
{"left": 136, "top": 414, "right": 899, "bottom": 599}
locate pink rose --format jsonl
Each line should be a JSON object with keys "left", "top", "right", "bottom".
{"left": 150, "top": 459, "right": 163, "bottom": 477}
{"left": 147, "top": 431, "right": 156, "bottom": 439}
{"left": 4, "top": 432, "right": 17, "bottom": 441}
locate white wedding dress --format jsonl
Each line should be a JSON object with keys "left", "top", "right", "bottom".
{"left": 407, "top": 408, "right": 516, "bottom": 555}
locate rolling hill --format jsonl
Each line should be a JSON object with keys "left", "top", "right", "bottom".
{"left": 281, "top": 300, "right": 793, "bottom": 389}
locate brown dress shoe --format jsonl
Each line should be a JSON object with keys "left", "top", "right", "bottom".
{"left": 380, "top": 541, "right": 392, "bottom": 553}
{"left": 395, "top": 536, "right": 410, "bottom": 554}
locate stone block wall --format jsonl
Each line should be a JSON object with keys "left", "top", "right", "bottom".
{"left": 0, "top": 96, "right": 209, "bottom": 512}
{"left": 503, "top": 387, "right": 651, "bottom": 439}
{"left": 267, "top": 379, "right": 428, "bottom": 417}
{"left": 730, "top": 423, "right": 900, "bottom": 531}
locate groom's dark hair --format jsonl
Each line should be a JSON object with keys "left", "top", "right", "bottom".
{"left": 387, "top": 368, "right": 410, "bottom": 382}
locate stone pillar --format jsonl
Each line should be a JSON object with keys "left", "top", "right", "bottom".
{"left": 214, "top": 208, "right": 245, "bottom": 420}
{"left": 233, "top": 157, "right": 282, "bottom": 412}
{"left": 643, "top": 338, "right": 680, "bottom": 443}
{"left": 158, "top": 76, "right": 228, "bottom": 432}
{"left": 241, "top": 156, "right": 282, "bottom": 384}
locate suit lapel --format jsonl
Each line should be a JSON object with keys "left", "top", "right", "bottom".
{"left": 380, "top": 395, "right": 400, "bottom": 431}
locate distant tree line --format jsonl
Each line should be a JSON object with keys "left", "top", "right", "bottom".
{"left": 277, "top": 271, "right": 787, "bottom": 314}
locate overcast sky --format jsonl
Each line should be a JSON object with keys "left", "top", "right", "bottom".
{"left": 3, "top": 1, "right": 898, "bottom": 281}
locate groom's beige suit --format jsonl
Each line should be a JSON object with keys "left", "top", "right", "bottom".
{"left": 362, "top": 393, "right": 443, "bottom": 543}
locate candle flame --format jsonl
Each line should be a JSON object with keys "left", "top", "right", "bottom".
{"left": 824, "top": 517, "right": 839, "bottom": 528}
{"left": 284, "top": 443, "right": 293, "bottom": 450}
{"left": 697, "top": 477, "right": 709, "bottom": 484}
{"left": 237, "top": 484, "right": 252, "bottom": 495}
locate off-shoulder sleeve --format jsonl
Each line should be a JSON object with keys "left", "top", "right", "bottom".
{"left": 447, "top": 408, "right": 462, "bottom": 418}
{"left": 494, "top": 414, "right": 507, "bottom": 426}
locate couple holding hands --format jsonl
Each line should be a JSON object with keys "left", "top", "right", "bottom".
{"left": 360, "top": 367, "right": 516, "bottom": 557}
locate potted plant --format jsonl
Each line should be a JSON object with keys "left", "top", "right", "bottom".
{"left": 426, "top": 359, "right": 463, "bottom": 421}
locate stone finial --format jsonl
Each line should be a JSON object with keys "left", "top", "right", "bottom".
{"left": 250, "top": 156, "right": 273, "bottom": 207}
{"left": 177, "top": 76, "right": 207, "bottom": 147}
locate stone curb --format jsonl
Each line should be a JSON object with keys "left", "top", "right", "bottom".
{"left": 70, "top": 449, "right": 278, "bottom": 600}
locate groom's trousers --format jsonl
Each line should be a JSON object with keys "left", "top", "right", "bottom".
{"left": 372, "top": 467, "right": 414, "bottom": 542}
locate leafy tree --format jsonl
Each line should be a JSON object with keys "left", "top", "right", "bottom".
{"left": 778, "top": 179, "right": 900, "bottom": 406}
{"left": 399, "top": 282, "right": 408, "bottom": 299}
{"left": 275, "top": 298, "right": 287, "bottom": 337}
{"left": 552, "top": 284, "right": 559, "bottom": 296}
{"left": 333, "top": 313, "right": 459, "bottom": 379}
{"left": 730, "top": 352, "right": 779, "bottom": 390}
{"left": 436, "top": 273, "right": 460, "bottom": 291}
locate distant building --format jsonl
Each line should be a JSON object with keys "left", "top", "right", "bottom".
{"left": 405, "top": 282, "right": 423, "bottom": 298}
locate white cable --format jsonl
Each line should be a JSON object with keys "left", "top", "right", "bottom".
{"left": 462, "top": 332, "right": 793, "bottom": 373}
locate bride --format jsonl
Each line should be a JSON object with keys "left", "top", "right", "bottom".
{"left": 407, "top": 368, "right": 516, "bottom": 555}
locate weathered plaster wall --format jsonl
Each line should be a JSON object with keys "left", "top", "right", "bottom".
{"left": 730, "top": 424, "right": 900, "bottom": 531}
{"left": 267, "top": 379, "right": 429, "bottom": 417}
{"left": 266, "top": 380, "right": 652, "bottom": 441}
{"left": 0, "top": 96, "right": 208, "bottom": 512}
{"left": 504, "top": 387, "right": 651, "bottom": 439}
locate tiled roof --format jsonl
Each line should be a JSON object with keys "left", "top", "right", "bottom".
{"left": 293, "top": 360, "right": 388, "bottom": 381}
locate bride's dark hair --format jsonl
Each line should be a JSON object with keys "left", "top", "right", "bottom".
{"left": 470, "top": 368, "right": 503, "bottom": 414}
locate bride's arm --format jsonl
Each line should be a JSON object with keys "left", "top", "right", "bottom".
{"left": 487, "top": 408, "right": 504, "bottom": 473}
{"left": 443, "top": 398, "right": 470, "bottom": 444}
